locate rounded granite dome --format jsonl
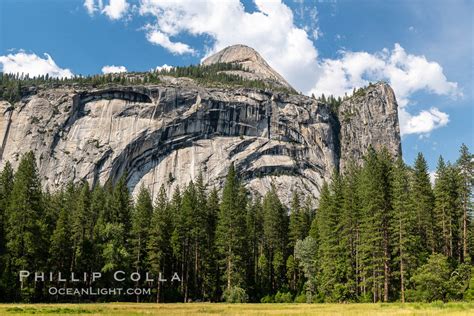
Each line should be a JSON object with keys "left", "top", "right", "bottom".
{"left": 202, "top": 44, "right": 294, "bottom": 90}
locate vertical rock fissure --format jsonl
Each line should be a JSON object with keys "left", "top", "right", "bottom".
{"left": 267, "top": 115, "right": 271, "bottom": 139}
{"left": 332, "top": 110, "right": 342, "bottom": 172}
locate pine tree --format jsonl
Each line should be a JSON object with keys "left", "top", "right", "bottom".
{"left": 46, "top": 184, "right": 75, "bottom": 285}
{"left": 317, "top": 171, "right": 347, "bottom": 301}
{"left": 411, "top": 152, "right": 435, "bottom": 255}
{"left": 340, "top": 161, "right": 361, "bottom": 299}
{"left": 390, "top": 158, "right": 417, "bottom": 303}
{"left": 5, "top": 152, "right": 46, "bottom": 300}
{"left": 191, "top": 173, "right": 210, "bottom": 299}
{"left": 302, "top": 197, "right": 315, "bottom": 237}
{"left": 71, "top": 181, "right": 92, "bottom": 272}
{"left": 358, "top": 148, "right": 388, "bottom": 302}
{"left": 288, "top": 191, "right": 307, "bottom": 293}
{"left": 445, "top": 164, "right": 463, "bottom": 261}
{"left": 456, "top": 144, "right": 473, "bottom": 262}
{"left": 147, "top": 185, "right": 172, "bottom": 302}
{"left": 289, "top": 191, "right": 306, "bottom": 248}
{"left": 0, "top": 160, "right": 14, "bottom": 218}
{"left": 110, "top": 175, "right": 132, "bottom": 230}
{"left": 41, "top": 188, "right": 61, "bottom": 249}
{"left": 130, "top": 184, "right": 153, "bottom": 301}
{"left": 131, "top": 184, "right": 153, "bottom": 269}
{"left": 91, "top": 184, "right": 107, "bottom": 278}
{"left": 434, "top": 156, "right": 453, "bottom": 256}
{"left": 101, "top": 222, "right": 130, "bottom": 274}
{"left": 169, "top": 185, "right": 182, "bottom": 298}
{"left": 172, "top": 181, "right": 196, "bottom": 301}
{"left": 245, "top": 195, "right": 263, "bottom": 298}
{"left": 314, "top": 181, "right": 337, "bottom": 300}
{"left": 49, "top": 205, "right": 72, "bottom": 274}
{"left": 216, "top": 164, "right": 248, "bottom": 291}
{"left": 0, "top": 162, "right": 14, "bottom": 249}
{"left": 101, "top": 177, "right": 131, "bottom": 281}
{"left": 0, "top": 161, "right": 14, "bottom": 299}
{"left": 378, "top": 148, "right": 394, "bottom": 303}
{"left": 202, "top": 187, "right": 219, "bottom": 300}
{"left": 262, "top": 184, "right": 288, "bottom": 293}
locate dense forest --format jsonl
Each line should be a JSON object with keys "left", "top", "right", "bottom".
{"left": 0, "top": 145, "right": 472, "bottom": 303}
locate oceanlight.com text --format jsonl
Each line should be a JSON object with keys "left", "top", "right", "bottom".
{"left": 48, "top": 287, "right": 151, "bottom": 296}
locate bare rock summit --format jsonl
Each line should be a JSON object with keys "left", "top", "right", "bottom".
{"left": 202, "top": 44, "right": 294, "bottom": 90}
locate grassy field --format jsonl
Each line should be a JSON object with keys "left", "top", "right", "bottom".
{"left": 0, "top": 302, "right": 473, "bottom": 316}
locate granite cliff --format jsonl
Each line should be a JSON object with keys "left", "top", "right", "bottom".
{"left": 0, "top": 45, "right": 401, "bottom": 205}
{"left": 338, "top": 83, "right": 401, "bottom": 172}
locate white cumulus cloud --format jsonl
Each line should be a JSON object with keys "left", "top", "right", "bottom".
{"left": 84, "top": 0, "right": 129, "bottom": 20}
{"left": 0, "top": 51, "right": 73, "bottom": 78}
{"left": 399, "top": 107, "right": 449, "bottom": 135}
{"left": 139, "top": 0, "right": 319, "bottom": 91}
{"left": 310, "top": 44, "right": 459, "bottom": 135}
{"left": 84, "top": 0, "right": 97, "bottom": 15}
{"left": 101, "top": 65, "right": 127, "bottom": 73}
{"left": 102, "top": 0, "right": 129, "bottom": 20}
{"left": 155, "top": 64, "right": 173, "bottom": 72}
{"left": 146, "top": 30, "right": 195, "bottom": 55}
{"left": 310, "top": 44, "right": 459, "bottom": 106}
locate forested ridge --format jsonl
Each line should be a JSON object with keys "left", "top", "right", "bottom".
{"left": 0, "top": 63, "right": 295, "bottom": 104}
{"left": 0, "top": 145, "right": 472, "bottom": 303}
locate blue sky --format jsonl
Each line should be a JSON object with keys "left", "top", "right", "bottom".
{"left": 0, "top": 0, "right": 472, "bottom": 173}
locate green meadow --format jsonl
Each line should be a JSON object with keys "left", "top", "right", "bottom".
{"left": 1, "top": 302, "right": 474, "bottom": 316}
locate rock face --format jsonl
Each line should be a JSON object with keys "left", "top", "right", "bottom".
{"left": 202, "top": 45, "right": 294, "bottom": 90}
{"left": 338, "top": 83, "right": 402, "bottom": 172}
{"left": 0, "top": 46, "right": 401, "bottom": 206}
{"left": 0, "top": 86, "right": 337, "bottom": 205}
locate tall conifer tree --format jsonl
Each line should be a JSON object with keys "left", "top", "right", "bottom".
{"left": 262, "top": 185, "right": 288, "bottom": 293}
{"left": 0, "top": 162, "right": 14, "bottom": 266}
{"left": 390, "top": 158, "right": 417, "bottom": 303}
{"left": 148, "top": 185, "right": 173, "bottom": 302}
{"left": 411, "top": 153, "right": 435, "bottom": 255}
{"left": 456, "top": 144, "right": 473, "bottom": 262}
{"left": 5, "top": 152, "right": 46, "bottom": 300}
{"left": 216, "top": 164, "right": 248, "bottom": 291}
{"left": 358, "top": 148, "right": 387, "bottom": 302}
{"left": 131, "top": 184, "right": 153, "bottom": 298}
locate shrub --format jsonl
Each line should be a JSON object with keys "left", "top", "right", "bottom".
{"left": 358, "top": 292, "right": 373, "bottom": 303}
{"left": 447, "top": 263, "right": 471, "bottom": 300}
{"left": 222, "top": 286, "right": 248, "bottom": 303}
{"left": 312, "top": 292, "right": 325, "bottom": 303}
{"left": 274, "top": 291, "right": 293, "bottom": 303}
{"left": 294, "top": 293, "right": 307, "bottom": 303}
{"left": 464, "top": 267, "right": 474, "bottom": 301}
{"left": 260, "top": 295, "right": 274, "bottom": 303}
{"left": 410, "top": 253, "right": 451, "bottom": 302}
